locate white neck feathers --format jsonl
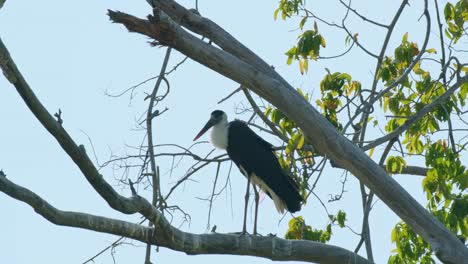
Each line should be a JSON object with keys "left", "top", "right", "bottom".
{"left": 210, "top": 117, "right": 228, "bottom": 149}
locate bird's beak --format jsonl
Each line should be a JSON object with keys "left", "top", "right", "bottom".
{"left": 193, "top": 118, "right": 216, "bottom": 141}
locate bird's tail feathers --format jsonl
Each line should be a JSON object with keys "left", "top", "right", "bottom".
{"left": 279, "top": 171, "right": 303, "bottom": 213}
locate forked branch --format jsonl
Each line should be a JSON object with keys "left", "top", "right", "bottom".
{"left": 107, "top": 4, "right": 467, "bottom": 263}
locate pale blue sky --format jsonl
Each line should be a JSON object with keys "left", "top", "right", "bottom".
{"left": 0, "top": 0, "right": 458, "bottom": 263}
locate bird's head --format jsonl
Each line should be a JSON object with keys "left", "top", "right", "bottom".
{"left": 193, "top": 110, "right": 227, "bottom": 141}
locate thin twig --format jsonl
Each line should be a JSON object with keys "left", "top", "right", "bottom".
{"left": 144, "top": 47, "right": 173, "bottom": 264}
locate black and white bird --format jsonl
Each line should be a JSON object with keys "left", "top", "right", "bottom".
{"left": 193, "top": 110, "right": 302, "bottom": 234}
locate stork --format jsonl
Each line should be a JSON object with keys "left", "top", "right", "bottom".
{"left": 193, "top": 110, "right": 302, "bottom": 234}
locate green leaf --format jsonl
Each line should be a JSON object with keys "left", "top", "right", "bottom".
{"left": 386, "top": 156, "right": 407, "bottom": 174}
{"left": 264, "top": 106, "right": 273, "bottom": 117}
{"left": 297, "top": 133, "right": 305, "bottom": 149}
{"left": 444, "top": 3, "right": 454, "bottom": 21}
{"left": 402, "top": 32, "right": 408, "bottom": 42}
{"left": 271, "top": 109, "right": 285, "bottom": 124}
{"left": 369, "top": 147, "right": 375, "bottom": 158}
{"left": 274, "top": 8, "right": 280, "bottom": 20}
{"left": 297, "top": 59, "right": 309, "bottom": 74}
{"left": 426, "top": 48, "right": 437, "bottom": 54}
{"left": 320, "top": 35, "right": 326, "bottom": 48}
{"left": 336, "top": 210, "right": 346, "bottom": 227}
{"left": 391, "top": 226, "right": 399, "bottom": 242}
{"left": 299, "top": 16, "right": 307, "bottom": 29}
{"left": 345, "top": 35, "right": 351, "bottom": 46}
{"left": 459, "top": 81, "right": 468, "bottom": 106}
{"left": 286, "top": 131, "right": 304, "bottom": 153}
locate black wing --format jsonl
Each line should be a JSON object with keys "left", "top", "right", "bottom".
{"left": 226, "top": 120, "right": 302, "bottom": 212}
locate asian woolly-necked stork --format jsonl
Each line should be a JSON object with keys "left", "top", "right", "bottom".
{"left": 193, "top": 110, "right": 303, "bottom": 234}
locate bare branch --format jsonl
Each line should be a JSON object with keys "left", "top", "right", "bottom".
{"left": 148, "top": 0, "right": 276, "bottom": 77}
{"left": 242, "top": 86, "right": 288, "bottom": 142}
{"left": 357, "top": 0, "right": 409, "bottom": 147}
{"left": 0, "top": 36, "right": 143, "bottom": 214}
{"left": 338, "top": 0, "right": 388, "bottom": 28}
{"left": 0, "top": 174, "right": 371, "bottom": 264}
{"left": 217, "top": 86, "right": 241, "bottom": 104}
{"left": 106, "top": 7, "right": 468, "bottom": 262}
{"left": 206, "top": 162, "right": 221, "bottom": 231}
{"left": 0, "top": 175, "right": 152, "bottom": 242}
{"left": 145, "top": 47, "right": 172, "bottom": 213}
{"left": 399, "top": 166, "right": 428, "bottom": 176}
{"left": 363, "top": 75, "right": 468, "bottom": 151}
{"left": 370, "top": 0, "right": 432, "bottom": 102}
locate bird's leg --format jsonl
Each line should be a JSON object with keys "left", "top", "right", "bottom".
{"left": 242, "top": 176, "right": 251, "bottom": 235}
{"left": 252, "top": 184, "right": 260, "bottom": 235}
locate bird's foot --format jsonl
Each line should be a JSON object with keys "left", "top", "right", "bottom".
{"left": 252, "top": 231, "right": 263, "bottom": 236}
{"left": 229, "top": 230, "right": 250, "bottom": 236}
{"left": 210, "top": 225, "right": 217, "bottom": 233}
{"left": 267, "top": 233, "right": 277, "bottom": 237}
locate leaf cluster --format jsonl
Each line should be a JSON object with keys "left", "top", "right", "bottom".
{"left": 272, "top": 0, "right": 468, "bottom": 263}
{"left": 444, "top": 1, "right": 468, "bottom": 43}
{"left": 285, "top": 211, "right": 347, "bottom": 242}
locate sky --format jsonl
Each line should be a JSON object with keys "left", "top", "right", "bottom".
{"left": 0, "top": 0, "right": 461, "bottom": 263}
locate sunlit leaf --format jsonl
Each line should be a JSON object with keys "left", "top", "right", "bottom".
{"left": 369, "top": 147, "right": 375, "bottom": 158}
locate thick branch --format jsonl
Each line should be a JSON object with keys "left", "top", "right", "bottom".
{"left": 0, "top": 37, "right": 144, "bottom": 215}
{"left": 399, "top": 166, "right": 428, "bottom": 176}
{"left": 149, "top": 0, "right": 275, "bottom": 77}
{"left": 0, "top": 174, "right": 370, "bottom": 264}
{"left": 0, "top": 33, "right": 371, "bottom": 263}
{"left": 107, "top": 8, "right": 467, "bottom": 263}
{"left": 0, "top": 175, "right": 152, "bottom": 242}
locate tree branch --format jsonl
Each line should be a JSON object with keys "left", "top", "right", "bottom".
{"left": 242, "top": 86, "right": 288, "bottom": 142}
{"left": 144, "top": 47, "right": 172, "bottom": 263}
{"left": 0, "top": 174, "right": 153, "bottom": 242}
{"left": 0, "top": 173, "right": 370, "bottom": 264}
{"left": 148, "top": 0, "right": 276, "bottom": 78}
{"left": 399, "top": 166, "right": 428, "bottom": 176}
{"left": 357, "top": 0, "right": 409, "bottom": 147}
{"left": 338, "top": 0, "right": 388, "bottom": 28}
{"left": 363, "top": 75, "right": 468, "bottom": 151}
{"left": 0, "top": 37, "right": 148, "bottom": 215}
{"left": 106, "top": 6, "right": 467, "bottom": 263}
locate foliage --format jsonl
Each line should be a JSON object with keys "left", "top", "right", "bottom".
{"left": 285, "top": 211, "right": 347, "bottom": 242}
{"left": 274, "top": 0, "right": 303, "bottom": 20}
{"left": 317, "top": 70, "right": 361, "bottom": 131}
{"left": 285, "top": 24, "right": 326, "bottom": 74}
{"left": 443, "top": 0, "right": 468, "bottom": 43}
{"left": 271, "top": 0, "right": 468, "bottom": 263}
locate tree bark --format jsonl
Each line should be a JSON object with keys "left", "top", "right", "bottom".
{"left": 0, "top": 172, "right": 370, "bottom": 264}
{"left": 107, "top": 3, "right": 468, "bottom": 263}
{"left": 0, "top": 35, "right": 370, "bottom": 263}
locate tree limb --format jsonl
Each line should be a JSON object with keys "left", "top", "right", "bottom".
{"left": 399, "top": 166, "right": 428, "bottom": 176}
{"left": 148, "top": 0, "right": 276, "bottom": 77}
{"left": 0, "top": 33, "right": 372, "bottom": 261}
{"left": 363, "top": 75, "right": 468, "bottom": 151}
{"left": 106, "top": 6, "right": 467, "bottom": 263}
{"left": 0, "top": 174, "right": 153, "bottom": 242}
{"left": 0, "top": 173, "right": 370, "bottom": 264}
{"left": 241, "top": 86, "right": 288, "bottom": 142}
